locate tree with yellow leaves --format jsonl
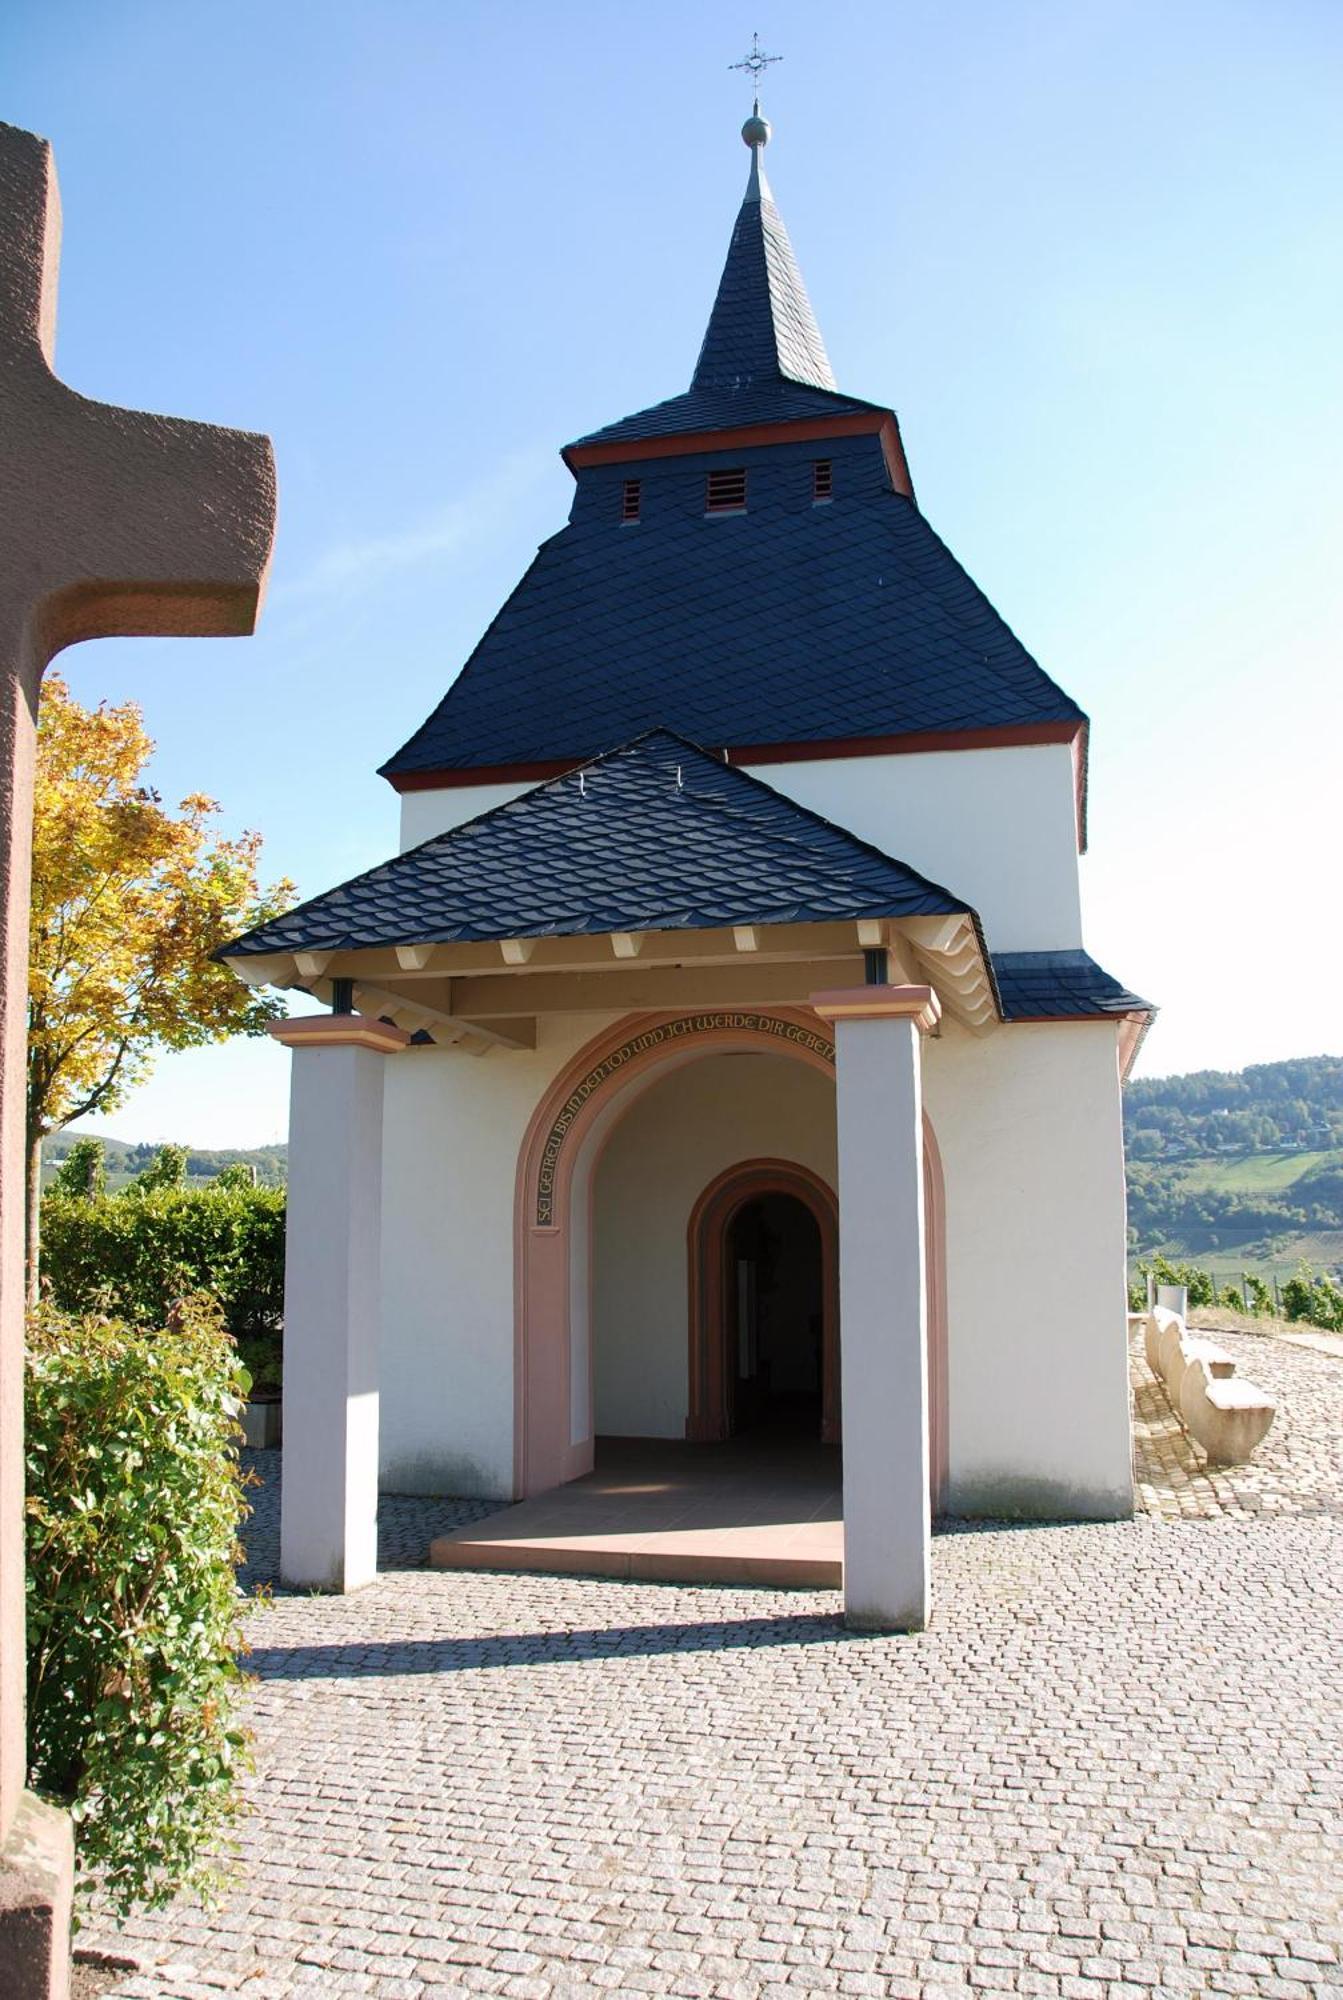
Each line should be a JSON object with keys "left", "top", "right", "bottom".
{"left": 26, "top": 675, "right": 294, "bottom": 1296}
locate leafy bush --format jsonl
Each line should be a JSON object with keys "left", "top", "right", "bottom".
{"left": 40, "top": 1183, "right": 284, "bottom": 1342}
{"left": 1281, "top": 1265, "right": 1343, "bottom": 1333}
{"left": 25, "top": 1297, "right": 254, "bottom": 1913}
{"left": 50, "top": 1137, "right": 106, "bottom": 1201}
{"left": 1244, "top": 1274, "right": 1275, "bottom": 1316}
{"left": 237, "top": 1332, "right": 282, "bottom": 1397}
{"left": 129, "top": 1143, "right": 189, "bottom": 1193}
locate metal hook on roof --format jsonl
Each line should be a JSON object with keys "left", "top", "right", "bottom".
{"left": 579, "top": 771, "right": 586, "bottom": 795}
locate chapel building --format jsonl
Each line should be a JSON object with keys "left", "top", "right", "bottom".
{"left": 227, "top": 109, "right": 1152, "bottom": 1629}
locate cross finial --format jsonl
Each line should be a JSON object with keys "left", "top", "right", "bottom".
{"left": 729, "top": 32, "right": 782, "bottom": 99}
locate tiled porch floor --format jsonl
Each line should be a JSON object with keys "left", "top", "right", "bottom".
{"left": 429, "top": 1431, "right": 844, "bottom": 1587}
{"left": 430, "top": 1327, "right": 1343, "bottom": 1591}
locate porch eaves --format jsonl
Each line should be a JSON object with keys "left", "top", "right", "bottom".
{"left": 221, "top": 731, "right": 1003, "bottom": 1039}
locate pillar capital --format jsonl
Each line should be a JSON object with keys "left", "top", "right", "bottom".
{"left": 810, "top": 984, "right": 941, "bottom": 1034}
{"left": 270, "top": 1014, "right": 411, "bottom": 1055}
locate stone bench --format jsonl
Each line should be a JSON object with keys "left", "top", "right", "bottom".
{"left": 1178, "top": 1360, "right": 1276, "bottom": 1466}
{"left": 1151, "top": 1308, "right": 1236, "bottom": 1389}
{"left": 1142, "top": 1307, "right": 1275, "bottom": 1466}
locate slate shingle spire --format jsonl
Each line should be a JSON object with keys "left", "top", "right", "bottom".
{"left": 379, "top": 102, "right": 1090, "bottom": 796}
{"left": 691, "top": 105, "right": 837, "bottom": 395}
{"left": 565, "top": 107, "right": 880, "bottom": 453}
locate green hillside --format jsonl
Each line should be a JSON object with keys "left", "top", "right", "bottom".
{"left": 1124, "top": 1056, "right": 1343, "bottom": 1282}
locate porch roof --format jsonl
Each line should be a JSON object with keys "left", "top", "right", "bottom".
{"left": 226, "top": 730, "right": 976, "bottom": 956}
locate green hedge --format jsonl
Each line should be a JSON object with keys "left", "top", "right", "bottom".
{"left": 26, "top": 1298, "right": 254, "bottom": 1913}
{"left": 40, "top": 1184, "right": 285, "bottom": 1341}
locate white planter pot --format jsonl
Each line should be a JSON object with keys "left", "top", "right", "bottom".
{"left": 242, "top": 1398, "right": 282, "bottom": 1450}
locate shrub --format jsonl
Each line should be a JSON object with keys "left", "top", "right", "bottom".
{"left": 128, "top": 1143, "right": 190, "bottom": 1194}
{"left": 25, "top": 1297, "right": 254, "bottom": 1913}
{"left": 40, "top": 1183, "right": 284, "bottom": 1342}
{"left": 1131, "top": 1260, "right": 1343, "bottom": 1329}
{"left": 237, "top": 1332, "right": 282, "bottom": 1397}
{"left": 1281, "top": 1265, "right": 1343, "bottom": 1333}
{"left": 50, "top": 1137, "right": 106, "bottom": 1201}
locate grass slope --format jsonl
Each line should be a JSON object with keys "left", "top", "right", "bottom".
{"left": 1174, "top": 1149, "right": 1339, "bottom": 1193}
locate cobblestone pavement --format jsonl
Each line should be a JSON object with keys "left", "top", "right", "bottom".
{"left": 236, "top": 1452, "right": 497, "bottom": 1596}
{"left": 83, "top": 1343, "right": 1343, "bottom": 1999}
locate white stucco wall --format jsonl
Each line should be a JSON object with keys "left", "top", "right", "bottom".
{"left": 373, "top": 994, "right": 1130, "bottom": 1517}
{"left": 744, "top": 745, "right": 1082, "bottom": 950}
{"left": 923, "top": 1017, "right": 1133, "bottom": 1519}
{"left": 378, "top": 1012, "right": 620, "bottom": 1496}
{"left": 399, "top": 779, "right": 530, "bottom": 852}
{"left": 590, "top": 1052, "right": 838, "bottom": 1437}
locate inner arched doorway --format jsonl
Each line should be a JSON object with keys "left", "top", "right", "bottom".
{"left": 687, "top": 1159, "right": 840, "bottom": 1444}
{"left": 731, "top": 1195, "right": 823, "bottom": 1432}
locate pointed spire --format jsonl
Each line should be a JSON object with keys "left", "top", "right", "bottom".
{"left": 691, "top": 107, "right": 837, "bottom": 395}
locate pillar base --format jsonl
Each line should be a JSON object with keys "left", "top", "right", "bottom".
{"left": 0, "top": 1792, "right": 73, "bottom": 2000}
{"left": 844, "top": 1601, "right": 929, "bottom": 1635}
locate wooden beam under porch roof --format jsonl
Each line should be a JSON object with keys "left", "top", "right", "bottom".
{"left": 226, "top": 919, "right": 921, "bottom": 987}
{"left": 222, "top": 914, "right": 999, "bottom": 1043}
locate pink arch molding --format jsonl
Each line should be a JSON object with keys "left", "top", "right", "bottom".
{"left": 512, "top": 1008, "right": 949, "bottom": 1507}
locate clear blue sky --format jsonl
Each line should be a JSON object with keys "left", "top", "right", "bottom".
{"left": 6, "top": 1, "right": 1341, "bottom": 1146}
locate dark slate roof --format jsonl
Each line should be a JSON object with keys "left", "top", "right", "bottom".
{"left": 382, "top": 133, "right": 1086, "bottom": 793}
{"left": 568, "top": 152, "right": 881, "bottom": 451}
{"left": 227, "top": 731, "right": 974, "bottom": 958}
{"left": 570, "top": 381, "right": 884, "bottom": 451}
{"left": 697, "top": 152, "right": 835, "bottom": 390}
{"left": 991, "top": 951, "right": 1153, "bottom": 1020}
{"left": 381, "top": 439, "right": 1085, "bottom": 779}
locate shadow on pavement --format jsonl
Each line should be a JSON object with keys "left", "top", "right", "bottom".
{"left": 242, "top": 1608, "right": 892, "bottom": 1678}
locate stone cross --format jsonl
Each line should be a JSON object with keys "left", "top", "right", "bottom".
{"left": 0, "top": 121, "right": 275, "bottom": 1994}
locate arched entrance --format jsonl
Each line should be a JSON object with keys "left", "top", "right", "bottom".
{"left": 514, "top": 1011, "right": 838, "bottom": 1497}
{"left": 513, "top": 1009, "right": 948, "bottom": 1509}
{"left": 687, "top": 1159, "right": 840, "bottom": 1444}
